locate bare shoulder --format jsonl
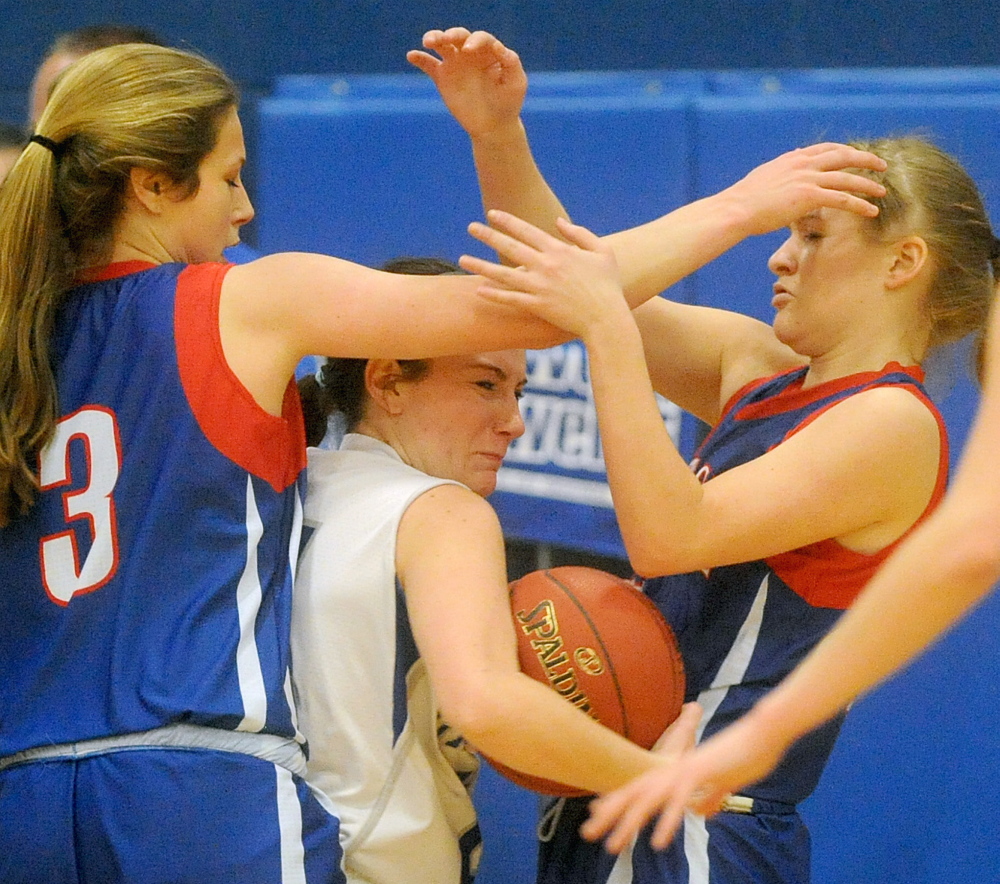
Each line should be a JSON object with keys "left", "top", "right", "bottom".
{"left": 830, "top": 382, "right": 940, "bottom": 432}
{"left": 804, "top": 382, "right": 943, "bottom": 468}
{"left": 399, "top": 483, "right": 502, "bottom": 544}
{"left": 396, "top": 482, "right": 505, "bottom": 581}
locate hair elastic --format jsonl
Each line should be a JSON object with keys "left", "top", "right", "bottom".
{"left": 28, "top": 133, "right": 63, "bottom": 157}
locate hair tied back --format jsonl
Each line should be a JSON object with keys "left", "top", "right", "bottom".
{"left": 28, "top": 133, "right": 65, "bottom": 159}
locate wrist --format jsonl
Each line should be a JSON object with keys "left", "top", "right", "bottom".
{"left": 700, "top": 188, "right": 762, "bottom": 242}
{"left": 469, "top": 118, "right": 529, "bottom": 154}
{"left": 583, "top": 306, "right": 641, "bottom": 352}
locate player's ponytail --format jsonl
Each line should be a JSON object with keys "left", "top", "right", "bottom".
{"left": 0, "top": 43, "right": 237, "bottom": 524}
{"left": 0, "top": 130, "right": 73, "bottom": 525}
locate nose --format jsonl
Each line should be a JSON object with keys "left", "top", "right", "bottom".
{"left": 767, "top": 234, "right": 796, "bottom": 276}
{"left": 499, "top": 398, "right": 526, "bottom": 441}
{"left": 235, "top": 185, "right": 255, "bottom": 227}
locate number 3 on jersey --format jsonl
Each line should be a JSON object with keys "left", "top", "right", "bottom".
{"left": 39, "top": 406, "right": 122, "bottom": 605}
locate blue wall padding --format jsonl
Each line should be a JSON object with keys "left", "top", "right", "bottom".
{"left": 256, "top": 74, "right": 702, "bottom": 263}
{"left": 705, "top": 66, "right": 1000, "bottom": 96}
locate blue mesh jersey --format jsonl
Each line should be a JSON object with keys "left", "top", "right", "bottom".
{"left": 0, "top": 261, "right": 308, "bottom": 755}
{"left": 538, "top": 362, "right": 948, "bottom": 884}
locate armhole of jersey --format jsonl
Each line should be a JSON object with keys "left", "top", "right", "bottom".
{"left": 767, "top": 379, "right": 950, "bottom": 607}
{"left": 781, "top": 378, "right": 950, "bottom": 516}
{"left": 174, "top": 263, "right": 306, "bottom": 491}
{"left": 719, "top": 366, "right": 803, "bottom": 424}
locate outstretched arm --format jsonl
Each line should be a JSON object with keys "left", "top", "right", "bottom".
{"left": 408, "top": 27, "right": 568, "bottom": 237}
{"left": 219, "top": 252, "right": 573, "bottom": 415}
{"left": 606, "top": 142, "right": 887, "bottom": 306}
{"left": 580, "top": 302, "right": 1000, "bottom": 853}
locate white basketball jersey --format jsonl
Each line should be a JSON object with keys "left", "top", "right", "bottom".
{"left": 292, "top": 434, "right": 479, "bottom": 884}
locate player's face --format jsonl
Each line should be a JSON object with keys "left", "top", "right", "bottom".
{"left": 767, "top": 208, "right": 894, "bottom": 357}
{"left": 394, "top": 350, "right": 527, "bottom": 497}
{"left": 171, "top": 106, "right": 254, "bottom": 262}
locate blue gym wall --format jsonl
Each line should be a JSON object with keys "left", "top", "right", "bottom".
{"left": 3, "top": 4, "right": 1000, "bottom": 883}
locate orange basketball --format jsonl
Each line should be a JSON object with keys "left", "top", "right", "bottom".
{"left": 485, "top": 565, "right": 686, "bottom": 797}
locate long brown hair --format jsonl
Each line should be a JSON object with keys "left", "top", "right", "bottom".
{"left": 0, "top": 44, "right": 238, "bottom": 524}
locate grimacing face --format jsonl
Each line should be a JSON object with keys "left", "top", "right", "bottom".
{"left": 389, "top": 349, "right": 527, "bottom": 497}
{"left": 767, "top": 207, "right": 901, "bottom": 358}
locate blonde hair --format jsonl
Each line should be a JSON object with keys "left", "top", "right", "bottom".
{"left": 0, "top": 43, "right": 237, "bottom": 523}
{"left": 850, "top": 137, "right": 997, "bottom": 362}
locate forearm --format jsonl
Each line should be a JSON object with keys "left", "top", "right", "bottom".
{"left": 460, "top": 671, "right": 662, "bottom": 793}
{"left": 747, "top": 498, "right": 1000, "bottom": 750}
{"left": 606, "top": 189, "right": 761, "bottom": 309}
{"left": 470, "top": 122, "right": 569, "bottom": 238}
{"left": 583, "top": 312, "right": 704, "bottom": 575}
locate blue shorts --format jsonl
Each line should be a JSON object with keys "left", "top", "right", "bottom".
{"left": 0, "top": 746, "right": 345, "bottom": 884}
{"left": 538, "top": 795, "right": 810, "bottom": 884}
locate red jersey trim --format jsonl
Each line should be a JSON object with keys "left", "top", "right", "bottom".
{"left": 728, "top": 361, "right": 924, "bottom": 423}
{"left": 765, "top": 376, "right": 948, "bottom": 610}
{"left": 75, "top": 261, "right": 158, "bottom": 284}
{"left": 174, "top": 263, "right": 306, "bottom": 492}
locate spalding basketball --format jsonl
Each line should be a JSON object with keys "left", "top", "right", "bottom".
{"left": 485, "top": 566, "right": 685, "bottom": 797}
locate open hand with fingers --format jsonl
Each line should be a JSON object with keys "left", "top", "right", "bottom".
{"left": 722, "top": 142, "right": 889, "bottom": 237}
{"left": 460, "top": 211, "right": 631, "bottom": 342}
{"left": 581, "top": 708, "right": 792, "bottom": 854}
{"left": 407, "top": 28, "right": 526, "bottom": 140}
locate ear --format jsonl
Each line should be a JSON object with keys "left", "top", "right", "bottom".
{"left": 128, "top": 167, "right": 173, "bottom": 214}
{"left": 885, "top": 235, "right": 930, "bottom": 290}
{"left": 364, "top": 359, "right": 406, "bottom": 416}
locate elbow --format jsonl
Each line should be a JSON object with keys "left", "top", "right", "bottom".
{"left": 436, "top": 684, "right": 508, "bottom": 748}
{"left": 625, "top": 534, "right": 694, "bottom": 579}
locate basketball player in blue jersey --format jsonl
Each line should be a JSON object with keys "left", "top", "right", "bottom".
{"left": 411, "top": 27, "right": 997, "bottom": 884}
{"left": 0, "top": 42, "right": 587, "bottom": 884}
{"left": 581, "top": 271, "right": 1000, "bottom": 857}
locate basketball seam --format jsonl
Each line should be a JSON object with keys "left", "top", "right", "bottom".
{"left": 630, "top": 587, "right": 687, "bottom": 694}
{"left": 543, "top": 569, "right": 632, "bottom": 740}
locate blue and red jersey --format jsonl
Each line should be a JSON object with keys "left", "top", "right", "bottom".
{"left": 0, "top": 262, "right": 306, "bottom": 755}
{"left": 645, "top": 362, "right": 948, "bottom": 804}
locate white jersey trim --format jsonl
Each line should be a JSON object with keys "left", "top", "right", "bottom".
{"left": 237, "top": 474, "right": 269, "bottom": 732}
